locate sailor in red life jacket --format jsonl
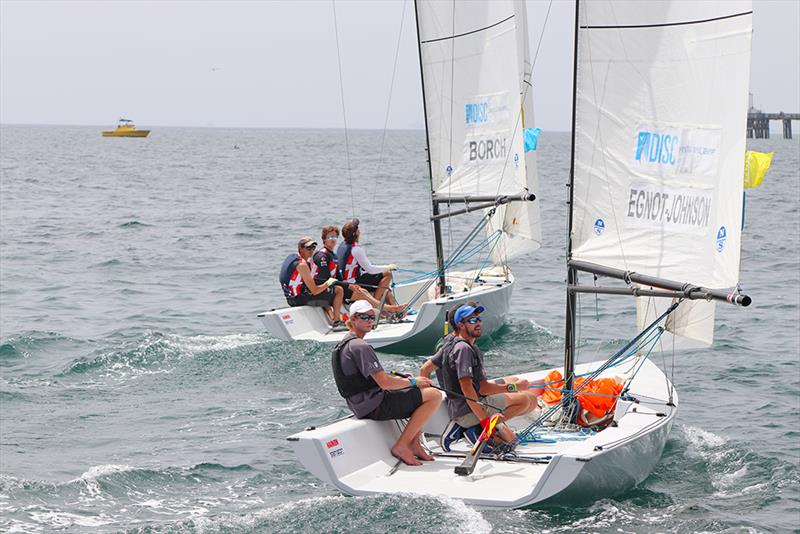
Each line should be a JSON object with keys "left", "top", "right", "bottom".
{"left": 279, "top": 236, "right": 346, "bottom": 330}
{"left": 335, "top": 219, "right": 403, "bottom": 312}
{"left": 315, "top": 224, "right": 406, "bottom": 315}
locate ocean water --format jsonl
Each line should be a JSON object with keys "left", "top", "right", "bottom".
{"left": 1, "top": 125, "right": 798, "bottom": 533}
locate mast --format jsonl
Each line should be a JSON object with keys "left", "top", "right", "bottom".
{"left": 563, "top": 0, "right": 581, "bottom": 420}
{"left": 414, "top": 0, "right": 448, "bottom": 297}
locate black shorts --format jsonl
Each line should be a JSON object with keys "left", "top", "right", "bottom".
{"left": 367, "top": 388, "right": 423, "bottom": 421}
{"left": 288, "top": 287, "right": 335, "bottom": 307}
{"left": 337, "top": 281, "right": 355, "bottom": 301}
{"left": 356, "top": 272, "right": 384, "bottom": 291}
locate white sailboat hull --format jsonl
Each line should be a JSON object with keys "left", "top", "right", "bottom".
{"left": 287, "top": 358, "right": 677, "bottom": 508}
{"left": 258, "top": 269, "right": 513, "bottom": 353}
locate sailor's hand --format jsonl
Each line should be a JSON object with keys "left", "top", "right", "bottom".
{"left": 324, "top": 278, "right": 336, "bottom": 287}
{"left": 387, "top": 263, "right": 397, "bottom": 271}
{"left": 514, "top": 379, "right": 530, "bottom": 391}
{"left": 415, "top": 376, "right": 433, "bottom": 388}
{"left": 528, "top": 379, "right": 545, "bottom": 396}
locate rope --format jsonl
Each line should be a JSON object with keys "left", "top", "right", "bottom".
{"left": 367, "top": 0, "right": 407, "bottom": 220}
{"left": 513, "top": 303, "right": 678, "bottom": 444}
{"left": 331, "top": 0, "right": 355, "bottom": 217}
{"left": 399, "top": 211, "right": 498, "bottom": 309}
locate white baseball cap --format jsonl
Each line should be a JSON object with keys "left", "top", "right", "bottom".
{"left": 349, "top": 300, "right": 374, "bottom": 315}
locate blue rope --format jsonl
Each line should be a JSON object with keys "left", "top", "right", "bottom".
{"left": 513, "top": 319, "right": 670, "bottom": 443}
{"left": 394, "top": 230, "right": 503, "bottom": 285}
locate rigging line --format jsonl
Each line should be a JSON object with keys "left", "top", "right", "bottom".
{"left": 529, "top": 0, "right": 553, "bottom": 80}
{"left": 368, "top": 0, "right": 408, "bottom": 221}
{"left": 421, "top": 13, "right": 514, "bottom": 44}
{"left": 447, "top": 0, "right": 456, "bottom": 259}
{"left": 332, "top": 0, "right": 355, "bottom": 217}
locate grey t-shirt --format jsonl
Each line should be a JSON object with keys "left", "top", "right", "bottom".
{"left": 442, "top": 338, "right": 486, "bottom": 419}
{"left": 429, "top": 333, "right": 456, "bottom": 386}
{"left": 338, "top": 334, "right": 385, "bottom": 418}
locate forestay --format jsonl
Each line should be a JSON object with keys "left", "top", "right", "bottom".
{"left": 416, "top": 0, "right": 541, "bottom": 262}
{"left": 570, "top": 1, "right": 752, "bottom": 343}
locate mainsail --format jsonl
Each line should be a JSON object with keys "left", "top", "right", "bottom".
{"left": 416, "top": 0, "right": 541, "bottom": 263}
{"left": 570, "top": 0, "right": 753, "bottom": 344}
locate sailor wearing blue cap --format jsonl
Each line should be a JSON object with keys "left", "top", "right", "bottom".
{"left": 440, "top": 304, "right": 542, "bottom": 443}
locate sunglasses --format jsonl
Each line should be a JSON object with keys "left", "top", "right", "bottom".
{"left": 464, "top": 316, "right": 482, "bottom": 324}
{"left": 324, "top": 235, "right": 338, "bottom": 241}
{"left": 356, "top": 313, "right": 375, "bottom": 322}
{"left": 303, "top": 244, "right": 317, "bottom": 250}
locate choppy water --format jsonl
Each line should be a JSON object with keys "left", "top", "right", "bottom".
{"left": 1, "top": 125, "right": 798, "bottom": 533}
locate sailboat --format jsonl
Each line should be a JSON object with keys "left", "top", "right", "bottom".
{"left": 286, "top": 0, "right": 753, "bottom": 507}
{"left": 258, "top": 0, "right": 542, "bottom": 353}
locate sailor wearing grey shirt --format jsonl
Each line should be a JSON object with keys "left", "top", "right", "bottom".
{"left": 331, "top": 300, "right": 441, "bottom": 466}
{"left": 441, "top": 304, "right": 543, "bottom": 443}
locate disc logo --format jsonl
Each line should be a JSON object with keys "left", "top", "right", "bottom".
{"left": 635, "top": 131, "right": 678, "bottom": 166}
{"left": 465, "top": 101, "right": 488, "bottom": 125}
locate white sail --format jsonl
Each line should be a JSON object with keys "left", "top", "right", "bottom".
{"left": 571, "top": 1, "right": 753, "bottom": 290}
{"left": 571, "top": 0, "right": 752, "bottom": 345}
{"left": 416, "top": 0, "right": 541, "bottom": 261}
{"left": 488, "top": 0, "right": 543, "bottom": 262}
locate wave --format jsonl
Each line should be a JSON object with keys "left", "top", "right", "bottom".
{"left": 60, "top": 332, "right": 274, "bottom": 381}
{"left": 117, "top": 220, "right": 152, "bottom": 229}
{"left": 120, "top": 493, "right": 492, "bottom": 534}
{"left": 0, "top": 331, "right": 80, "bottom": 361}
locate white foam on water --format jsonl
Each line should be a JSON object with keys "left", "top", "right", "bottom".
{"left": 72, "top": 464, "right": 136, "bottom": 497}
{"left": 683, "top": 425, "right": 728, "bottom": 462}
{"left": 435, "top": 495, "right": 492, "bottom": 534}
{"left": 28, "top": 510, "right": 116, "bottom": 528}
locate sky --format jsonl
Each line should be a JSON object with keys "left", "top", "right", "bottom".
{"left": 1, "top": 0, "right": 798, "bottom": 132}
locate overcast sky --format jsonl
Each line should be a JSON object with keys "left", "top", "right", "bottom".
{"left": 1, "top": 0, "right": 798, "bottom": 132}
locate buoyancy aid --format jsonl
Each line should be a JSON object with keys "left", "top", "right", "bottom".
{"left": 336, "top": 242, "right": 361, "bottom": 283}
{"left": 441, "top": 338, "right": 482, "bottom": 400}
{"left": 312, "top": 248, "right": 338, "bottom": 284}
{"left": 331, "top": 336, "right": 379, "bottom": 399}
{"left": 279, "top": 253, "right": 309, "bottom": 299}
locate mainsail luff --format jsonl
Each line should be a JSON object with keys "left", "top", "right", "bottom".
{"left": 413, "top": 0, "right": 447, "bottom": 296}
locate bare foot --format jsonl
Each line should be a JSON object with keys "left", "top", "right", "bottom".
{"left": 385, "top": 304, "right": 407, "bottom": 316}
{"left": 391, "top": 444, "right": 422, "bottom": 466}
{"left": 412, "top": 444, "right": 434, "bottom": 461}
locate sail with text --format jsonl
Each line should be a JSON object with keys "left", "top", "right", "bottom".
{"left": 570, "top": 0, "right": 753, "bottom": 344}
{"left": 416, "top": 0, "right": 542, "bottom": 263}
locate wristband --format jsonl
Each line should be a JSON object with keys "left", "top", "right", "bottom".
{"left": 409, "top": 376, "right": 417, "bottom": 388}
{"left": 507, "top": 383, "right": 518, "bottom": 393}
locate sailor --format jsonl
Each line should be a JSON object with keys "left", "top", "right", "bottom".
{"left": 440, "top": 304, "right": 542, "bottom": 443}
{"left": 336, "top": 218, "right": 402, "bottom": 311}
{"left": 331, "top": 300, "right": 441, "bottom": 466}
{"left": 419, "top": 301, "right": 477, "bottom": 386}
{"left": 313, "top": 225, "right": 406, "bottom": 315}
{"left": 279, "top": 236, "right": 346, "bottom": 329}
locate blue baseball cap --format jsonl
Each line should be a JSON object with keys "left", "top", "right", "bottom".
{"left": 454, "top": 304, "right": 485, "bottom": 325}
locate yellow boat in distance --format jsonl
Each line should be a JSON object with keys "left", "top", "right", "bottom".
{"left": 102, "top": 118, "right": 150, "bottom": 137}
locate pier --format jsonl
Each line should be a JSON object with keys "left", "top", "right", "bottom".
{"left": 747, "top": 110, "right": 799, "bottom": 139}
